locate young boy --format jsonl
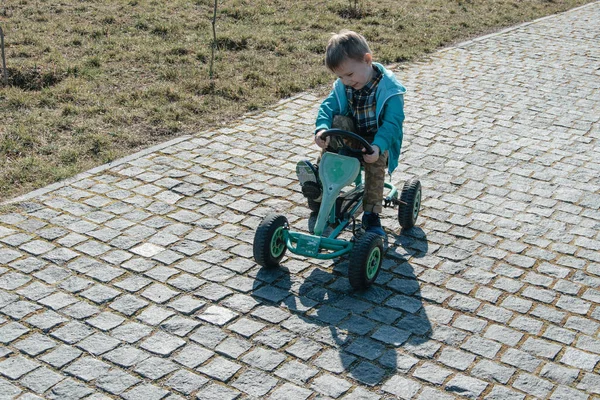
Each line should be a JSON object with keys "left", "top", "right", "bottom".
{"left": 297, "top": 30, "right": 406, "bottom": 236}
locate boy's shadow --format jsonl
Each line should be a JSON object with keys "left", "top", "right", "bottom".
{"left": 250, "top": 226, "right": 432, "bottom": 387}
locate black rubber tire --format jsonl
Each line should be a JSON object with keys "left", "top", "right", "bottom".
{"left": 253, "top": 214, "right": 288, "bottom": 268}
{"left": 348, "top": 232, "right": 383, "bottom": 291}
{"left": 308, "top": 198, "right": 320, "bottom": 213}
{"left": 398, "top": 179, "right": 421, "bottom": 229}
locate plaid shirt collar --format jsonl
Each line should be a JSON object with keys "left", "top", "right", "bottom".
{"left": 347, "top": 66, "right": 382, "bottom": 136}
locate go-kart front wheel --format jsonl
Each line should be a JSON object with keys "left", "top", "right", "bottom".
{"left": 348, "top": 232, "right": 383, "bottom": 291}
{"left": 398, "top": 178, "right": 421, "bottom": 229}
{"left": 253, "top": 214, "right": 288, "bottom": 268}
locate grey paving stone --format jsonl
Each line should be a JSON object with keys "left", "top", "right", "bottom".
{"left": 560, "top": 347, "right": 600, "bottom": 371}
{"left": 215, "top": 337, "right": 251, "bottom": 358}
{"left": 512, "top": 373, "right": 554, "bottom": 398}
{"left": 342, "top": 387, "right": 381, "bottom": 400}
{"left": 62, "top": 301, "right": 99, "bottom": 319}
{"left": 550, "top": 385, "right": 589, "bottom": 400}
{"left": 445, "top": 374, "right": 488, "bottom": 399}
{"left": 86, "top": 312, "right": 126, "bottom": 331}
{"left": 346, "top": 337, "right": 386, "bottom": 361}
{"left": 542, "top": 325, "right": 577, "bottom": 345}
{"left": 189, "top": 325, "right": 227, "bottom": 349}
{"left": 59, "top": 276, "right": 94, "bottom": 293}
{"left": 268, "top": 382, "right": 312, "bottom": 400}
{"left": 471, "top": 359, "right": 515, "bottom": 384}
{"left": 371, "top": 326, "right": 411, "bottom": 346}
{"left": 64, "top": 357, "right": 111, "bottom": 382}
{"left": 521, "top": 337, "right": 562, "bottom": 359}
{"left": 140, "top": 331, "right": 185, "bottom": 356}
{"left": 110, "top": 322, "right": 153, "bottom": 343}
{"left": 20, "top": 366, "right": 64, "bottom": 394}
{"left": 173, "top": 344, "right": 214, "bottom": 368}
{"left": 103, "top": 345, "right": 150, "bottom": 368}
{"left": 452, "top": 315, "right": 487, "bottom": 333}
{"left": 195, "top": 383, "right": 240, "bottom": 400}
{"left": 0, "top": 355, "right": 40, "bottom": 379}
{"left": 137, "top": 305, "right": 175, "bottom": 325}
{"left": 501, "top": 348, "right": 542, "bottom": 372}
{"left": 94, "top": 369, "right": 140, "bottom": 395}
{"left": 80, "top": 284, "right": 121, "bottom": 304}
{"left": 134, "top": 356, "right": 178, "bottom": 379}
{"left": 540, "top": 362, "right": 580, "bottom": 385}
{"left": 168, "top": 295, "right": 205, "bottom": 314}
{"left": 14, "top": 333, "right": 57, "bottom": 356}
{"left": 313, "top": 349, "right": 355, "bottom": 374}
{"left": 509, "top": 316, "right": 544, "bottom": 335}
{"left": 349, "top": 361, "right": 386, "bottom": 386}
{"left": 197, "top": 305, "right": 238, "bottom": 326}
{"left": 0, "top": 322, "right": 29, "bottom": 344}
{"left": 141, "top": 283, "right": 180, "bottom": 303}
{"left": 483, "top": 324, "right": 523, "bottom": 347}
{"left": 168, "top": 273, "right": 205, "bottom": 291}
{"left": 46, "top": 378, "right": 94, "bottom": 400}
{"left": 221, "top": 293, "right": 260, "bottom": 313}
{"left": 484, "top": 386, "right": 525, "bottom": 400}
{"left": 413, "top": 361, "right": 453, "bottom": 385}
{"left": 165, "top": 369, "right": 209, "bottom": 395}
{"left": 109, "top": 294, "right": 149, "bottom": 316}
{"left": 285, "top": 337, "right": 322, "bottom": 361}
{"left": 122, "top": 383, "right": 169, "bottom": 400}
{"left": 242, "top": 347, "right": 287, "bottom": 371}
{"left": 38, "top": 292, "right": 78, "bottom": 310}
{"left": 0, "top": 272, "right": 30, "bottom": 290}
{"left": 40, "top": 345, "right": 82, "bottom": 368}
{"left": 197, "top": 356, "right": 241, "bottom": 382}
{"left": 76, "top": 332, "right": 120, "bottom": 355}
{"left": 310, "top": 372, "right": 352, "bottom": 398}
{"left": 381, "top": 375, "right": 421, "bottom": 399}
{"left": 461, "top": 335, "right": 502, "bottom": 359}
{"left": 1, "top": 300, "right": 41, "bottom": 319}
{"left": 160, "top": 315, "right": 200, "bottom": 336}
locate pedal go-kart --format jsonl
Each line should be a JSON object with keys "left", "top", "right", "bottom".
{"left": 253, "top": 129, "right": 421, "bottom": 291}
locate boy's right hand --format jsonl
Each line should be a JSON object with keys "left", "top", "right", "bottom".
{"left": 315, "top": 130, "right": 330, "bottom": 149}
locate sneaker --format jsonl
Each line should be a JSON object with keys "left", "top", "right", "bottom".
{"left": 362, "top": 212, "right": 386, "bottom": 237}
{"left": 296, "top": 160, "right": 322, "bottom": 204}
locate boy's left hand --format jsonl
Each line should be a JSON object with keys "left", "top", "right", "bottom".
{"left": 363, "top": 145, "right": 380, "bottom": 163}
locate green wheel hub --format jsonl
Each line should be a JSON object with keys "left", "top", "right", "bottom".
{"left": 413, "top": 189, "right": 422, "bottom": 221}
{"left": 366, "top": 247, "right": 381, "bottom": 280}
{"left": 270, "top": 226, "right": 285, "bottom": 258}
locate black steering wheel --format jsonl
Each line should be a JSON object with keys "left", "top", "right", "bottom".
{"left": 320, "top": 129, "right": 374, "bottom": 160}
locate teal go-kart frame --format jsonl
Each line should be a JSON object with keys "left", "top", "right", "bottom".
{"left": 253, "top": 129, "right": 421, "bottom": 290}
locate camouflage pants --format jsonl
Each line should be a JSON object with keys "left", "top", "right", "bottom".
{"left": 320, "top": 115, "right": 388, "bottom": 214}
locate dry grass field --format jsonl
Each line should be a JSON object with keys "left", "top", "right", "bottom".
{"left": 0, "top": 0, "right": 593, "bottom": 201}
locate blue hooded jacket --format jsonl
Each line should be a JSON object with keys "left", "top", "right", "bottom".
{"left": 315, "top": 62, "right": 406, "bottom": 173}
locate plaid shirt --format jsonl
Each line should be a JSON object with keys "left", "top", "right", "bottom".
{"left": 346, "top": 66, "right": 383, "bottom": 137}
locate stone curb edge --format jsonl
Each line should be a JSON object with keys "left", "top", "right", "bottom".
{"left": 3, "top": 135, "right": 192, "bottom": 205}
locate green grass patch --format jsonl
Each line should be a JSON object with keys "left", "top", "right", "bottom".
{"left": 0, "top": 0, "right": 593, "bottom": 201}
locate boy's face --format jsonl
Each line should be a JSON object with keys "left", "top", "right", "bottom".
{"left": 333, "top": 53, "right": 374, "bottom": 90}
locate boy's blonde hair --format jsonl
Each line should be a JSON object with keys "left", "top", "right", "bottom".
{"left": 325, "top": 30, "right": 371, "bottom": 71}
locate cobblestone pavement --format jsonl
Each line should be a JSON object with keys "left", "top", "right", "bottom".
{"left": 1, "top": 3, "right": 600, "bottom": 400}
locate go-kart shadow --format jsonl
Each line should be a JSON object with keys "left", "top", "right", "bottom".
{"left": 250, "top": 227, "right": 432, "bottom": 387}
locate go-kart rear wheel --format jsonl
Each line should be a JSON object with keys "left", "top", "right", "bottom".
{"left": 253, "top": 214, "right": 288, "bottom": 268}
{"left": 398, "top": 179, "right": 421, "bottom": 229}
{"left": 348, "top": 232, "right": 383, "bottom": 291}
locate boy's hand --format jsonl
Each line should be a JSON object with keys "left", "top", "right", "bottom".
{"left": 363, "top": 145, "right": 380, "bottom": 163}
{"left": 315, "top": 130, "right": 330, "bottom": 149}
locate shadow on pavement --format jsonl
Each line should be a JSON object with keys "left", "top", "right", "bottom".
{"left": 250, "top": 226, "right": 432, "bottom": 387}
